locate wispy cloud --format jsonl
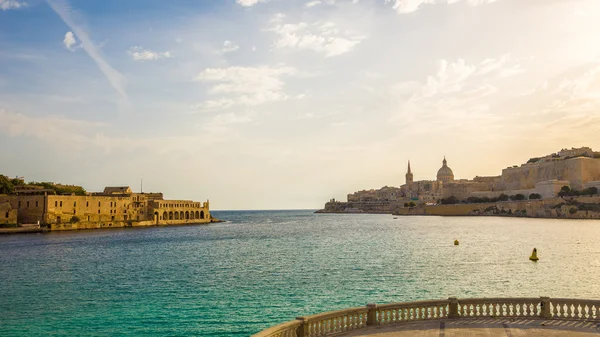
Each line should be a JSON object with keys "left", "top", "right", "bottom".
{"left": 192, "top": 66, "right": 297, "bottom": 111}
{"left": 127, "top": 46, "right": 173, "bottom": 61}
{"left": 46, "top": 0, "right": 127, "bottom": 98}
{"left": 389, "top": 54, "right": 523, "bottom": 134}
{"left": 0, "top": 0, "right": 27, "bottom": 10}
{"left": 0, "top": 109, "right": 105, "bottom": 144}
{"left": 384, "top": 0, "right": 499, "bottom": 14}
{"left": 268, "top": 15, "right": 364, "bottom": 57}
{"left": 221, "top": 40, "right": 240, "bottom": 54}
{"left": 237, "top": 0, "right": 267, "bottom": 7}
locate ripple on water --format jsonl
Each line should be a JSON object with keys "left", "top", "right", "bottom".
{"left": 1, "top": 211, "right": 600, "bottom": 336}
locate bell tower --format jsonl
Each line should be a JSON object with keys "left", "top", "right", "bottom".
{"left": 405, "top": 161, "right": 414, "bottom": 186}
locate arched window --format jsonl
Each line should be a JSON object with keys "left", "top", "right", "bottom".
{"left": 200, "top": 211, "right": 204, "bottom": 219}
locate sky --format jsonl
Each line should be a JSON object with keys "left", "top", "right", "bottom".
{"left": 1, "top": 0, "right": 600, "bottom": 210}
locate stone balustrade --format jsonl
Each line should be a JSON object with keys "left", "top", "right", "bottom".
{"left": 251, "top": 297, "right": 600, "bottom": 337}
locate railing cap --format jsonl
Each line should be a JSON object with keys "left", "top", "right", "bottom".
{"left": 367, "top": 303, "right": 377, "bottom": 308}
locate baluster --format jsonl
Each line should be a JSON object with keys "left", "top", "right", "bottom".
{"left": 567, "top": 304, "right": 573, "bottom": 318}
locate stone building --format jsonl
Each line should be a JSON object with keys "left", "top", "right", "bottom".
{"left": 0, "top": 186, "right": 210, "bottom": 229}
{"left": 1, "top": 201, "right": 17, "bottom": 225}
{"left": 399, "top": 148, "right": 600, "bottom": 203}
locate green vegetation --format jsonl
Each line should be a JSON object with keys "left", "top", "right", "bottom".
{"left": 0, "top": 175, "right": 14, "bottom": 194}
{"left": 569, "top": 208, "right": 577, "bottom": 214}
{"left": 558, "top": 186, "right": 598, "bottom": 197}
{"left": 0, "top": 174, "right": 86, "bottom": 196}
{"left": 70, "top": 216, "right": 80, "bottom": 223}
{"left": 527, "top": 157, "right": 541, "bottom": 164}
{"left": 404, "top": 201, "right": 417, "bottom": 207}
{"left": 509, "top": 194, "right": 525, "bottom": 201}
{"left": 440, "top": 196, "right": 459, "bottom": 204}
{"left": 529, "top": 193, "right": 541, "bottom": 199}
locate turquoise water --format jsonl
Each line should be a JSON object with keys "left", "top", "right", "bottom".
{"left": 2, "top": 211, "right": 600, "bottom": 336}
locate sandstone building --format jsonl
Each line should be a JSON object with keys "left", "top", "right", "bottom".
{"left": 0, "top": 184, "right": 211, "bottom": 230}
{"left": 319, "top": 147, "right": 600, "bottom": 213}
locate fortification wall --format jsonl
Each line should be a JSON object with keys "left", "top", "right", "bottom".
{"left": 47, "top": 218, "right": 211, "bottom": 231}
{"left": 0, "top": 195, "right": 46, "bottom": 224}
{"left": 318, "top": 200, "right": 402, "bottom": 214}
{"left": 500, "top": 157, "right": 600, "bottom": 191}
{"left": 395, "top": 196, "right": 600, "bottom": 219}
{"left": 0, "top": 200, "right": 17, "bottom": 225}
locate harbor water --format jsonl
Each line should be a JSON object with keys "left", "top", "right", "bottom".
{"left": 1, "top": 210, "right": 600, "bottom": 336}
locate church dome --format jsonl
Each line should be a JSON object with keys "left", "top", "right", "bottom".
{"left": 437, "top": 157, "right": 454, "bottom": 182}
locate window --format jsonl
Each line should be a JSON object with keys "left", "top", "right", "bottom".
{"left": 18, "top": 201, "right": 21, "bottom": 208}
{"left": 110, "top": 202, "right": 113, "bottom": 207}
{"left": 111, "top": 216, "right": 115, "bottom": 221}
{"left": 74, "top": 201, "right": 76, "bottom": 207}
{"left": 98, "top": 210, "right": 100, "bottom": 214}
{"left": 27, "top": 201, "right": 29, "bottom": 208}
{"left": 86, "top": 201, "right": 89, "bottom": 207}
{"left": 55, "top": 201, "right": 58, "bottom": 207}
{"left": 5, "top": 212, "right": 8, "bottom": 218}
{"left": 98, "top": 202, "right": 101, "bottom": 207}
{"left": 60, "top": 201, "right": 62, "bottom": 207}
{"left": 87, "top": 216, "right": 90, "bottom": 222}
{"left": 36, "top": 201, "right": 38, "bottom": 207}
{"left": 74, "top": 210, "right": 76, "bottom": 215}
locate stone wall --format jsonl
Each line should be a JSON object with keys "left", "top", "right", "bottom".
{"left": 500, "top": 157, "right": 600, "bottom": 191}
{"left": 317, "top": 200, "right": 402, "bottom": 214}
{"left": 0, "top": 200, "right": 17, "bottom": 225}
{"left": 0, "top": 195, "right": 45, "bottom": 224}
{"left": 395, "top": 196, "right": 600, "bottom": 219}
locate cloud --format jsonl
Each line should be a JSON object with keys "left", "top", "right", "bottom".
{"left": 63, "top": 31, "right": 77, "bottom": 51}
{"left": 384, "top": 0, "right": 499, "bottom": 14}
{"left": 46, "top": 0, "right": 127, "bottom": 98}
{"left": 127, "top": 46, "right": 173, "bottom": 61}
{"left": 237, "top": 0, "right": 267, "bottom": 7}
{"left": 544, "top": 64, "right": 600, "bottom": 115}
{"left": 389, "top": 54, "right": 523, "bottom": 133}
{"left": 192, "top": 66, "right": 297, "bottom": 111}
{"left": 221, "top": 40, "right": 240, "bottom": 53}
{"left": 0, "top": 109, "right": 105, "bottom": 144}
{"left": 0, "top": 0, "right": 27, "bottom": 10}
{"left": 305, "top": 1, "right": 321, "bottom": 7}
{"left": 268, "top": 16, "right": 364, "bottom": 57}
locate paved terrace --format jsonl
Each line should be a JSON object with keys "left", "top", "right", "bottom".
{"left": 252, "top": 297, "right": 600, "bottom": 337}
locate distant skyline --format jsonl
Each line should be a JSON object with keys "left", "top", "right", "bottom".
{"left": 1, "top": 0, "right": 600, "bottom": 210}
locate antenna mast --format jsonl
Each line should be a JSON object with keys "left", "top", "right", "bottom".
{"left": 141, "top": 178, "right": 143, "bottom": 194}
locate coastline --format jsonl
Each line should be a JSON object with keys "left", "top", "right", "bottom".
{"left": 316, "top": 195, "right": 600, "bottom": 220}
{"left": 0, "top": 217, "right": 225, "bottom": 235}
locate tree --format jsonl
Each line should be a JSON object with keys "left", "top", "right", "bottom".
{"left": 404, "top": 202, "right": 409, "bottom": 207}
{"left": 514, "top": 194, "right": 525, "bottom": 201}
{"left": 569, "top": 208, "right": 577, "bottom": 215}
{"left": 440, "top": 196, "right": 459, "bottom": 205}
{"left": 498, "top": 194, "right": 509, "bottom": 202}
{"left": 529, "top": 193, "right": 541, "bottom": 200}
{"left": 408, "top": 201, "right": 416, "bottom": 207}
{"left": 558, "top": 186, "right": 571, "bottom": 197}
{"left": 0, "top": 175, "right": 14, "bottom": 195}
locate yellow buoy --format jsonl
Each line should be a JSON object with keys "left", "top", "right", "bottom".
{"left": 454, "top": 239, "right": 459, "bottom": 246}
{"left": 529, "top": 248, "right": 539, "bottom": 262}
